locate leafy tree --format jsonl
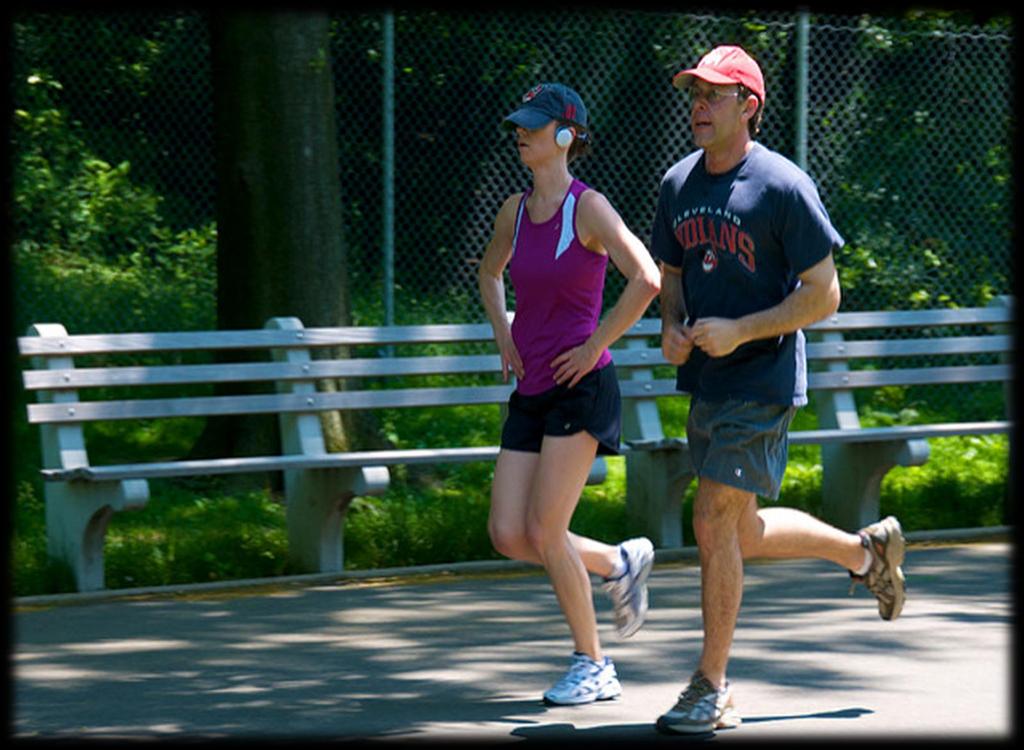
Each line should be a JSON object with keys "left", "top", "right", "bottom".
{"left": 11, "top": 59, "right": 216, "bottom": 335}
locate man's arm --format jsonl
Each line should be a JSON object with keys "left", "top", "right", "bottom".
{"left": 659, "top": 261, "right": 695, "bottom": 366}
{"left": 690, "top": 253, "right": 840, "bottom": 358}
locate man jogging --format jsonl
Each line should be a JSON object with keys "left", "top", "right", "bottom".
{"left": 650, "top": 45, "right": 907, "bottom": 734}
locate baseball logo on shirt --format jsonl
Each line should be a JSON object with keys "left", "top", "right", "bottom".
{"left": 673, "top": 211, "right": 756, "bottom": 273}
{"left": 702, "top": 248, "right": 718, "bottom": 273}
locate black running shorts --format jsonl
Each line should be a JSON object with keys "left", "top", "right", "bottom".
{"left": 500, "top": 362, "right": 621, "bottom": 456}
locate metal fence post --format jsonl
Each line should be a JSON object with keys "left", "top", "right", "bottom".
{"left": 795, "top": 8, "right": 809, "bottom": 171}
{"left": 382, "top": 11, "right": 395, "bottom": 338}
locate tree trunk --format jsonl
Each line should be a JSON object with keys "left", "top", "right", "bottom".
{"left": 197, "top": 11, "right": 351, "bottom": 467}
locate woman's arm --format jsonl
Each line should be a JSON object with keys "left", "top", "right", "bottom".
{"left": 550, "top": 189, "right": 661, "bottom": 387}
{"left": 478, "top": 193, "right": 525, "bottom": 382}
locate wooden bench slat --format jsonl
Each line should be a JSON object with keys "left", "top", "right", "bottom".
{"left": 617, "top": 379, "right": 680, "bottom": 398}
{"left": 805, "top": 306, "right": 1012, "bottom": 331}
{"left": 808, "top": 363, "right": 1011, "bottom": 390}
{"left": 616, "top": 306, "right": 1012, "bottom": 339}
{"left": 619, "top": 364, "right": 1012, "bottom": 398}
{"left": 23, "top": 354, "right": 505, "bottom": 391}
{"left": 41, "top": 446, "right": 504, "bottom": 482}
{"left": 614, "top": 336, "right": 1011, "bottom": 368}
{"left": 626, "top": 420, "right": 1011, "bottom": 450}
{"left": 17, "top": 322, "right": 500, "bottom": 357}
{"left": 27, "top": 384, "right": 517, "bottom": 424}
{"left": 620, "top": 318, "right": 661, "bottom": 337}
{"left": 804, "top": 335, "right": 1012, "bottom": 360}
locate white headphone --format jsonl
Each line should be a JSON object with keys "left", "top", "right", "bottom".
{"left": 555, "top": 126, "right": 574, "bottom": 148}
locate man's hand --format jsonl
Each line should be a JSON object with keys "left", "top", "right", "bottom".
{"left": 662, "top": 322, "right": 696, "bottom": 365}
{"left": 691, "top": 317, "right": 745, "bottom": 358}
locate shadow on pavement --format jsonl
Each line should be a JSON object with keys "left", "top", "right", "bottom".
{"left": 12, "top": 543, "right": 1010, "bottom": 739}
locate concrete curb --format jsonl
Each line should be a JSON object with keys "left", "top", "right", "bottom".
{"left": 13, "top": 525, "right": 1012, "bottom": 609}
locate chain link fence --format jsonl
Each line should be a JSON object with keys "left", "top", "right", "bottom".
{"left": 11, "top": 10, "right": 1013, "bottom": 417}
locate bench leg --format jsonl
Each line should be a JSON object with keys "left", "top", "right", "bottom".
{"left": 586, "top": 457, "right": 607, "bottom": 485}
{"left": 284, "top": 466, "right": 389, "bottom": 573}
{"left": 45, "top": 479, "right": 149, "bottom": 592}
{"left": 821, "top": 439, "right": 929, "bottom": 531}
{"left": 625, "top": 446, "right": 694, "bottom": 548}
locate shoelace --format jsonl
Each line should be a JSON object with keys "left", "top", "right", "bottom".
{"left": 674, "top": 675, "right": 715, "bottom": 709}
{"left": 554, "top": 657, "right": 599, "bottom": 688}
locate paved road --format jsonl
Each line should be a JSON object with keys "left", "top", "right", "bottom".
{"left": 11, "top": 542, "right": 1012, "bottom": 741}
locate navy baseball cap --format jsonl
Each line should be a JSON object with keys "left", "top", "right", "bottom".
{"left": 503, "top": 83, "right": 588, "bottom": 131}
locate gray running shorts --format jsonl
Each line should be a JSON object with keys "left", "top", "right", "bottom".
{"left": 686, "top": 396, "right": 798, "bottom": 500}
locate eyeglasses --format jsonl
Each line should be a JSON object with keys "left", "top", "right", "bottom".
{"left": 684, "top": 87, "right": 742, "bottom": 107}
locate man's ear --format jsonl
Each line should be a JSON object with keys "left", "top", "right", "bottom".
{"left": 742, "top": 94, "right": 758, "bottom": 122}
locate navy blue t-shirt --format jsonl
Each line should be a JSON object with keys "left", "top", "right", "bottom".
{"left": 651, "top": 142, "right": 844, "bottom": 406}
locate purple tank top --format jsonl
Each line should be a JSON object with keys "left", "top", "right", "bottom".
{"left": 509, "top": 178, "right": 613, "bottom": 395}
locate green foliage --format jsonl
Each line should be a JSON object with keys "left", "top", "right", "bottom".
{"left": 12, "top": 66, "right": 217, "bottom": 334}
{"left": 15, "top": 236, "right": 216, "bottom": 336}
{"left": 345, "top": 464, "right": 498, "bottom": 569}
{"left": 103, "top": 487, "right": 291, "bottom": 588}
{"left": 12, "top": 14, "right": 215, "bottom": 230}
{"left": 823, "top": 16, "right": 1012, "bottom": 311}
{"left": 11, "top": 481, "right": 77, "bottom": 595}
{"left": 880, "top": 435, "right": 1009, "bottom": 530}
{"left": 11, "top": 481, "right": 291, "bottom": 596}
{"left": 14, "top": 72, "right": 162, "bottom": 262}
{"left": 571, "top": 458, "right": 633, "bottom": 541}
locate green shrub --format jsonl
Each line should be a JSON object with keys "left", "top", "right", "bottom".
{"left": 13, "top": 69, "right": 216, "bottom": 335}
{"left": 879, "top": 434, "right": 1008, "bottom": 530}
{"left": 11, "top": 481, "right": 77, "bottom": 595}
{"left": 103, "top": 484, "right": 290, "bottom": 588}
{"left": 345, "top": 462, "right": 498, "bottom": 570}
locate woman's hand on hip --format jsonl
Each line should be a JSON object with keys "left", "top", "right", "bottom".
{"left": 550, "top": 342, "right": 601, "bottom": 388}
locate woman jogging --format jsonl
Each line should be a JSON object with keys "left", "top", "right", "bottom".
{"left": 478, "top": 82, "right": 661, "bottom": 705}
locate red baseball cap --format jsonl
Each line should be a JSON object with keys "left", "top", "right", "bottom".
{"left": 672, "top": 45, "right": 766, "bottom": 104}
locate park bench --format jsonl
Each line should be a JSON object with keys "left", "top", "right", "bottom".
{"left": 18, "top": 297, "right": 1012, "bottom": 592}
{"left": 618, "top": 297, "right": 1014, "bottom": 544}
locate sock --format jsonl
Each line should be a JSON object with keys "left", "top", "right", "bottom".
{"left": 853, "top": 547, "right": 873, "bottom": 576}
{"left": 607, "top": 547, "right": 628, "bottom": 579}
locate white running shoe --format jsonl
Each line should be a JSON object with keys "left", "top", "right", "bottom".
{"left": 602, "top": 537, "right": 655, "bottom": 638}
{"left": 542, "top": 651, "right": 622, "bottom": 706}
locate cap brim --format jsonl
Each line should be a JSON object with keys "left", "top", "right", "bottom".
{"left": 503, "top": 108, "right": 554, "bottom": 130}
{"left": 672, "top": 68, "right": 740, "bottom": 90}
